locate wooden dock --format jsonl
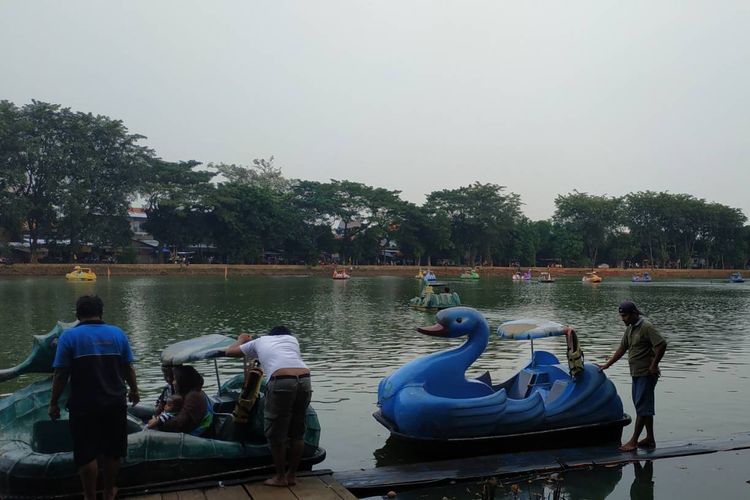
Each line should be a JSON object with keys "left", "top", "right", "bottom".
{"left": 124, "top": 432, "right": 750, "bottom": 499}
{"left": 336, "top": 432, "right": 750, "bottom": 496}
{"left": 127, "top": 473, "right": 356, "bottom": 500}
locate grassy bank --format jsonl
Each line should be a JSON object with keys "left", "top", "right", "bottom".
{"left": 0, "top": 263, "right": 744, "bottom": 279}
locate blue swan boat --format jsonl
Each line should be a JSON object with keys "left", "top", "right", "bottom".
{"left": 374, "top": 307, "right": 630, "bottom": 451}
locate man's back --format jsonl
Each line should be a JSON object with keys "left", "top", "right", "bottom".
{"left": 53, "top": 321, "right": 133, "bottom": 413}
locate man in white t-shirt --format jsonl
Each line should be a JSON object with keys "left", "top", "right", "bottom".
{"left": 224, "top": 326, "right": 311, "bottom": 487}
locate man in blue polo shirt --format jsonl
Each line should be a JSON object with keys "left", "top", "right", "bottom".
{"left": 49, "top": 295, "right": 140, "bottom": 500}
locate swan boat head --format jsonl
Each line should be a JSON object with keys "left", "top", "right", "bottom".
{"left": 0, "top": 321, "right": 74, "bottom": 382}
{"left": 378, "top": 307, "right": 494, "bottom": 416}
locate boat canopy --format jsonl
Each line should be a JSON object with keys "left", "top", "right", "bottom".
{"left": 497, "top": 318, "right": 567, "bottom": 340}
{"left": 160, "top": 334, "right": 236, "bottom": 366}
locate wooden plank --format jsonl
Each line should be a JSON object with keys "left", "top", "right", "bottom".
{"left": 160, "top": 494, "right": 180, "bottom": 500}
{"left": 244, "top": 483, "right": 297, "bottom": 500}
{"left": 337, "top": 435, "right": 750, "bottom": 495}
{"left": 288, "top": 476, "right": 344, "bottom": 499}
{"left": 204, "top": 485, "right": 250, "bottom": 499}
{"left": 174, "top": 491, "right": 207, "bottom": 500}
{"left": 127, "top": 495, "right": 163, "bottom": 500}
{"left": 318, "top": 475, "right": 358, "bottom": 500}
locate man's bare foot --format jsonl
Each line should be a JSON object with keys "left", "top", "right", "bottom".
{"left": 286, "top": 474, "right": 297, "bottom": 486}
{"left": 263, "top": 477, "right": 287, "bottom": 487}
{"left": 637, "top": 438, "right": 656, "bottom": 449}
{"left": 619, "top": 442, "right": 638, "bottom": 452}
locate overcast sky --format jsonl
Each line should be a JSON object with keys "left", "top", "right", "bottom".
{"left": 2, "top": 1, "right": 748, "bottom": 220}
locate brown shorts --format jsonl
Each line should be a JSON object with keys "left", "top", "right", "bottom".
{"left": 264, "top": 375, "right": 312, "bottom": 445}
{"left": 69, "top": 405, "right": 128, "bottom": 466}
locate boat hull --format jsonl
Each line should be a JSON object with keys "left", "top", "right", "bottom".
{"left": 373, "top": 409, "right": 630, "bottom": 454}
{"left": 0, "top": 377, "right": 325, "bottom": 498}
{"left": 409, "top": 292, "right": 461, "bottom": 311}
{"left": 1, "top": 438, "right": 326, "bottom": 499}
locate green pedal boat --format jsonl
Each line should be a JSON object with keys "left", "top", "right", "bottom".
{"left": 0, "top": 322, "right": 325, "bottom": 498}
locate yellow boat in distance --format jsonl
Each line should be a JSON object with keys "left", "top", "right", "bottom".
{"left": 65, "top": 266, "right": 97, "bottom": 282}
{"left": 582, "top": 271, "right": 602, "bottom": 283}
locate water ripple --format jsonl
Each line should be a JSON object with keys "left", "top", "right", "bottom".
{"left": 1, "top": 276, "right": 749, "bottom": 471}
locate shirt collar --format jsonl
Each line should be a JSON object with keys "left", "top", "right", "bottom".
{"left": 76, "top": 319, "right": 105, "bottom": 326}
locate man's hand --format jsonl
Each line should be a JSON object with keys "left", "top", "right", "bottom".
{"left": 128, "top": 388, "right": 140, "bottom": 406}
{"left": 48, "top": 402, "right": 61, "bottom": 420}
{"left": 146, "top": 417, "right": 158, "bottom": 429}
{"left": 596, "top": 363, "right": 608, "bottom": 372}
{"left": 648, "top": 365, "right": 661, "bottom": 378}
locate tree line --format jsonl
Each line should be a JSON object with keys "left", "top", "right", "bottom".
{"left": 1, "top": 100, "right": 748, "bottom": 268}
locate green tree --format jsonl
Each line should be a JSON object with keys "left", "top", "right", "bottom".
{"left": 208, "top": 183, "right": 292, "bottom": 263}
{"left": 291, "top": 180, "right": 404, "bottom": 264}
{"left": 141, "top": 159, "right": 214, "bottom": 261}
{"left": 0, "top": 100, "right": 152, "bottom": 261}
{"left": 696, "top": 203, "right": 746, "bottom": 268}
{"left": 428, "top": 182, "right": 523, "bottom": 266}
{"left": 393, "top": 203, "right": 451, "bottom": 266}
{"left": 625, "top": 191, "right": 668, "bottom": 267}
{"left": 209, "top": 156, "right": 289, "bottom": 192}
{"left": 554, "top": 191, "right": 622, "bottom": 267}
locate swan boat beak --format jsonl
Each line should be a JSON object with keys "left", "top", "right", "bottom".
{"left": 417, "top": 323, "right": 449, "bottom": 337}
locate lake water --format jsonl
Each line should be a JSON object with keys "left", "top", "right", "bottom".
{"left": 1, "top": 275, "right": 749, "bottom": 475}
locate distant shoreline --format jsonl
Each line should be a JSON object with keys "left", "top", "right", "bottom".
{"left": 0, "top": 263, "right": 743, "bottom": 279}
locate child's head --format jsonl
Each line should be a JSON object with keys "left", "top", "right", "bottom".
{"left": 164, "top": 394, "right": 183, "bottom": 413}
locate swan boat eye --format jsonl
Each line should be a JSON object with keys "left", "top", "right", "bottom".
{"left": 455, "top": 317, "right": 463, "bottom": 324}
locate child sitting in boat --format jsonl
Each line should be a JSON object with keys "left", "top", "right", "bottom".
{"left": 147, "top": 394, "right": 183, "bottom": 429}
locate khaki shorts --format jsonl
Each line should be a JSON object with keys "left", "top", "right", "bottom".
{"left": 264, "top": 375, "right": 312, "bottom": 445}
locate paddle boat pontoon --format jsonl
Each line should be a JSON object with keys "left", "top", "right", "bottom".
{"left": 374, "top": 307, "right": 629, "bottom": 452}
{"left": 332, "top": 269, "right": 350, "bottom": 279}
{"left": 631, "top": 272, "right": 652, "bottom": 282}
{"left": 64, "top": 265, "right": 97, "bottom": 282}
{"left": 538, "top": 271, "right": 555, "bottom": 283}
{"left": 409, "top": 282, "right": 461, "bottom": 311}
{"left": 729, "top": 272, "right": 745, "bottom": 283}
{"left": 422, "top": 270, "right": 438, "bottom": 283}
{"left": 460, "top": 268, "right": 480, "bottom": 280}
{"left": 582, "top": 271, "right": 602, "bottom": 283}
{"left": 0, "top": 324, "right": 325, "bottom": 498}
{"left": 512, "top": 270, "right": 532, "bottom": 282}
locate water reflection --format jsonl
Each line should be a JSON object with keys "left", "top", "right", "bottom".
{"left": 366, "top": 463, "right": 624, "bottom": 500}
{"left": 629, "top": 461, "right": 654, "bottom": 500}
{"left": 369, "top": 449, "right": 750, "bottom": 499}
